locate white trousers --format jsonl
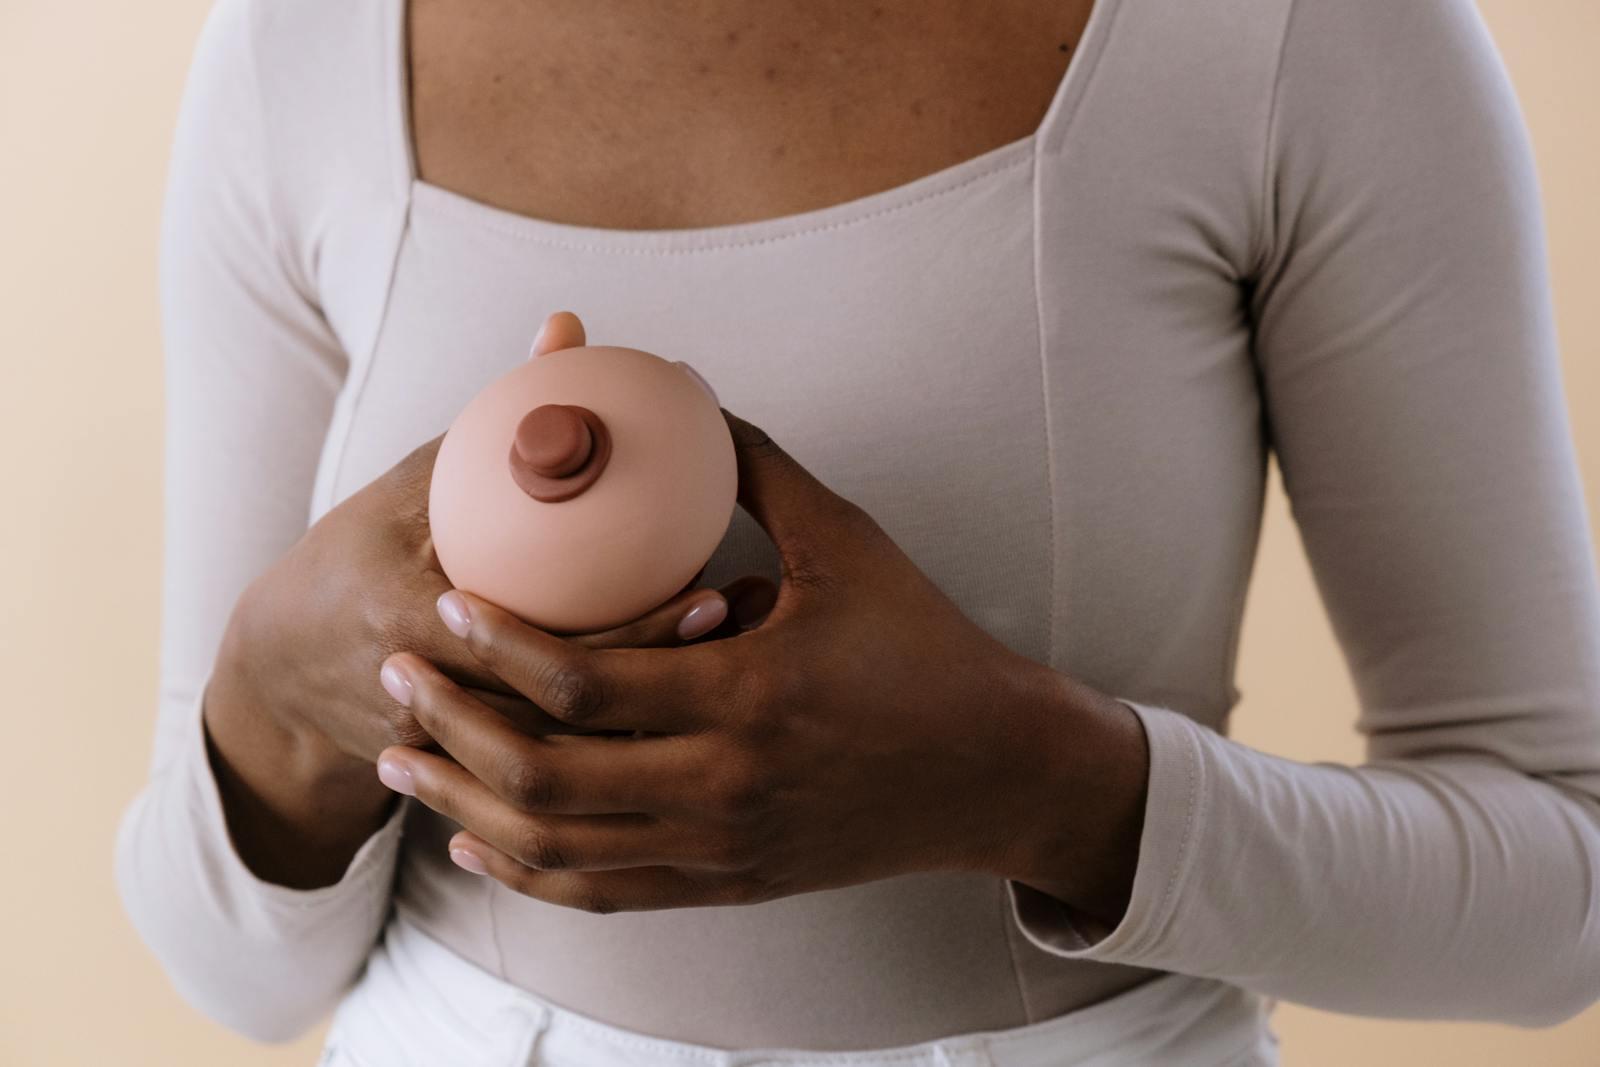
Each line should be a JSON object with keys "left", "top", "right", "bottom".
{"left": 318, "top": 913, "right": 1280, "bottom": 1067}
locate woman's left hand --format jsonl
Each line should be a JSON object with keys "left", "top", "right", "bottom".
{"left": 374, "top": 410, "right": 1150, "bottom": 921}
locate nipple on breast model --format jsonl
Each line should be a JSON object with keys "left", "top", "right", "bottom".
{"left": 428, "top": 344, "right": 737, "bottom": 634}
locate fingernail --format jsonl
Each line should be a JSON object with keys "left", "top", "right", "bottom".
{"left": 675, "top": 361, "right": 719, "bottom": 406}
{"left": 376, "top": 756, "right": 416, "bottom": 796}
{"left": 437, "top": 590, "right": 472, "bottom": 638}
{"left": 451, "top": 847, "right": 488, "bottom": 875}
{"left": 380, "top": 660, "right": 413, "bottom": 707}
{"left": 676, "top": 596, "right": 728, "bottom": 640}
{"left": 528, "top": 318, "right": 549, "bottom": 359}
{"left": 732, "top": 585, "right": 778, "bottom": 629}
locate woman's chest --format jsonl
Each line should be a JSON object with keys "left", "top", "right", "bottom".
{"left": 328, "top": 151, "right": 1060, "bottom": 660}
{"left": 406, "top": 0, "right": 1095, "bottom": 230}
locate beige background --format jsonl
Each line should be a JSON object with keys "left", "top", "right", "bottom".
{"left": 2, "top": 2, "right": 1596, "bottom": 1063}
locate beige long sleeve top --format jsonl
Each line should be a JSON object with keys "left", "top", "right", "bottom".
{"left": 115, "top": 0, "right": 1600, "bottom": 1050}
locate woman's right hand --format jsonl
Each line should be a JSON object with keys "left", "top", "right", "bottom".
{"left": 200, "top": 311, "right": 777, "bottom": 887}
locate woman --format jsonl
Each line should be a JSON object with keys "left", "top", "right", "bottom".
{"left": 116, "top": 0, "right": 1600, "bottom": 1063}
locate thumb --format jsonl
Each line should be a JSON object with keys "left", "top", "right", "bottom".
{"left": 721, "top": 408, "right": 858, "bottom": 590}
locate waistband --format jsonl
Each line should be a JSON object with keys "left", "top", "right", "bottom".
{"left": 320, "top": 911, "right": 1279, "bottom": 1067}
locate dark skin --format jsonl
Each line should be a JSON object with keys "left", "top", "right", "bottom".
{"left": 203, "top": 314, "right": 778, "bottom": 889}
{"left": 409, "top": 0, "right": 1098, "bottom": 229}
{"left": 376, "top": 310, "right": 1150, "bottom": 926}
{"left": 207, "top": 0, "right": 1146, "bottom": 926}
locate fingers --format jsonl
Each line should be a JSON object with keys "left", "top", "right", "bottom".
{"left": 377, "top": 745, "right": 713, "bottom": 871}
{"left": 460, "top": 685, "right": 591, "bottom": 736}
{"left": 565, "top": 586, "right": 729, "bottom": 650}
{"left": 530, "top": 310, "right": 586, "bottom": 357}
{"left": 720, "top": 409, "right": 856, "bottom": 597}
{"left": 437, "top": 590, "right": 714, "bottom": 733}
{"left": 382, "top": 652, "right": 700, "bottom": 813}
{"left": 409, "top": 569, "right": 539, "bottom": 697}
{"left": 564, "top": 574, "right": 780, "bottom": 650}
{"left": 445, "top": 831, "right": 745, "bottom": 911}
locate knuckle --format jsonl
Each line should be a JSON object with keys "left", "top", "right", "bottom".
{"left": 752, "top": 658, "right": 802, "bottom": 712}
{"left": 713, "top": 827, "right": 759, "bottom": 872}
{"left": 514, "top": 823, "right": 571, "bottom": 871}
{"left": 502, "top": 758, "right": 559, "bottom": 811}
{"left": 713, "top": 758, "right": 772, "bottom": 821}
{"left": 537, "top": 660, "right": 604, "bottom": 723}
{"left": 574, "top": 886, "right": 619, "bottom": 915}
{"left": 359, "top": 592, "right": 401, "bottom": 646}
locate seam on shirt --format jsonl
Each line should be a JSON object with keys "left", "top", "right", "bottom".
{"left": 410, "top": 154, "right": 1033, "bottom": 255}
{"left": 302, "top": 0, "right": 418, "bottom": 516}
{"left": 315, "top": 0, "right": 418, "bottom": 513}
{"left": 317, "top": 191, "right": 414, "bottom": 511}
{"left": 984, "top": 104, "right": 1061, "bottom": 1027}
{"left": 994, "top": 75, "right": 1061, "bottom": 1025}
{"left": 1247, "top": 0, "right": 1298, "bottom": 282}
{"left": 1028, "top": 78, "right": 1060, "bottom": 678}
{"left": 240, "top": 0, "right": 329, "bottom": 316}
{"left": 1035, "top": 0, "right": 1125, "bottom": 157}
{"left": 387, "top": 0, "right": 419, "bottom": 201}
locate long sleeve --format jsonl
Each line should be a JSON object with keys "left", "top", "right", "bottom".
{"left": 112, "top": 0, "right": 408, "bottom": 1042}
{"left": 1007, "top": 0, "right": 1600, "bottom": 1026}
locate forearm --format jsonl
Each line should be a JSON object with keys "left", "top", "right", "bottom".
{"left": 115, "top": 674, "right": 407, "bottom": 1042}
{"left": 1002, "top": 698, "right": 1600, "bottom": 1025}
{"left": 204, "top": 589, "right": 397, "bottom": 888}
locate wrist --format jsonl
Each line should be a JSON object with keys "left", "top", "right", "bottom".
{"left": 993, "top": 665, "right": 1150, "bottom": 928}
{"left": 205, "top": 587, "right": 397, "bottom": 887}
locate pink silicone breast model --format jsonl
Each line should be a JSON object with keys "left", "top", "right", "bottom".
{"left": 428, "top": 345, "right": 736, "bottom": 634}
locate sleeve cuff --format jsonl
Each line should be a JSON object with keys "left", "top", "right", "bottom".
{"left": 1006, "top": 697, "right": 1210, "bottom": 964}
{"left": 179, "top": 682, "right": 411, "bottom": 912}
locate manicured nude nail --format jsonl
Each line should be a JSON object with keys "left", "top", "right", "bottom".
{"left": 528, "top": 318, "right": 549, "bottom": 359}
{"left": 376, "top": 757, "right": 416, "bottom": 796}
{"left": 380, "top": 660, "right": 413, "bottom": 707}
{"left": 677, "top": 596, "right": 728, "bottom": 640}
{"left": 451, "top": 847, "right": 488, "bottom": 875}
{"left": 437, "top": 590, "right": 472, "bottom": 638}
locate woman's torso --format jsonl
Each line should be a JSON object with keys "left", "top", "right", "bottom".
{"left": 266, "top": 0, "right": 1290, "bottom": 1049}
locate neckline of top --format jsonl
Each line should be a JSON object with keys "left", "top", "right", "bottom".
{"left": 386, "top": 0, "right": 1123, "bottom": 253}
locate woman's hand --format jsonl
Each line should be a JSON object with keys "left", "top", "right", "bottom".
{"left": 203, "top": 311, "right": 777, "bottom": 887}
{"left": 373, "top": 408, "right": 1151, "bottom": 922}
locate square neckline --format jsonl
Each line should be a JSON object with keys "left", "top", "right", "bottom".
{"left": 388, "top": 0, "right": 1122, "bottom": 252}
